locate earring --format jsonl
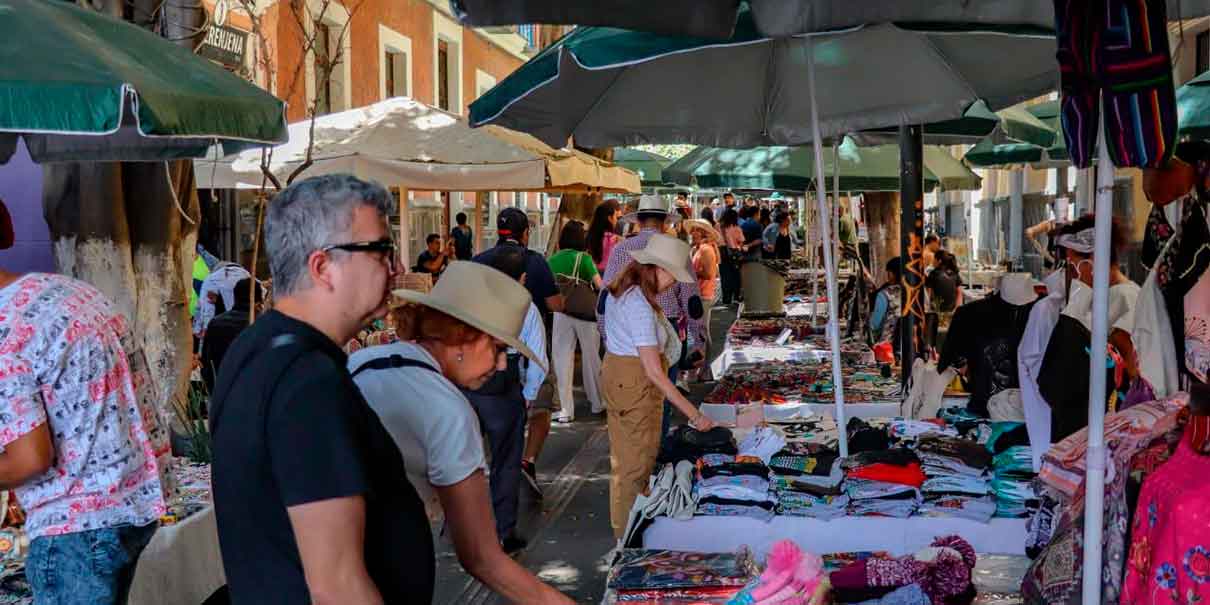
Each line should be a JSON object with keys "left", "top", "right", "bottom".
{"left": 457, "top": 353, "right": 464, "bottom": 363}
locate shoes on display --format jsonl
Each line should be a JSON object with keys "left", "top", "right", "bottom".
{"left": 521, "top": 460, "right": 543, "bottom": 499}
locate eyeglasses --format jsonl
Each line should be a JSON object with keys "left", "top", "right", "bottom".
{"left": 321, "top": 239, "right": 397, "bottom": 271}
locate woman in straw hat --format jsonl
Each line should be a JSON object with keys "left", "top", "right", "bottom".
{"left": 685, "top": 218, "right": 721, "bottom": 355}
{"left": 599, "top": 233, "right": 717, "bottom": 538}
{"left": 349, "top": 261, "right": 572, "bottom": 605}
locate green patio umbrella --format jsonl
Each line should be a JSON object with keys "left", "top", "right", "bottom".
{"left": 964, "top": 100, "right": 1071, "bottom": 168}
{"left": 1178, "top": 69, "right": 1210, "bottom": 140}
{"left": 664, "top": 138, "right": 981, "bottom": 192}
{"left": 612, "top": 147, "right": 673, "bottom": 186}
{"left": 0, "top": 0, "right": 287, "bottom": 163}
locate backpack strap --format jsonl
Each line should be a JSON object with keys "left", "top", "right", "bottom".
{"left": 351, "top": 354, "right": 440, "bottom": 378}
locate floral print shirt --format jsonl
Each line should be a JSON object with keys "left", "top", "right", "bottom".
{"left": 0, "top": 273, "right": 170, "bottom": 539}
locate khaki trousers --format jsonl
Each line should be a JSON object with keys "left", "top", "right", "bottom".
{"left": 601, "top": 353, "right": 666, "bottom": 538}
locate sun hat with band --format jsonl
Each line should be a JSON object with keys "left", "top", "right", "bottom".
{"left": 629, "top": 233, "right": 696, "bottom": 285}
{"left": 392, "top": 261, "right": 547, "bottom": 372}
{"left": 622, "top": 194, "right": 682, "bottom": 225}
{"left": 682, "top": 218, "right": 721, "bottom": 243}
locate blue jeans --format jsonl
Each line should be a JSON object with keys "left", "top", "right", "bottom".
{"left": 27, "top": 523, "right": 158, "bottom": 605}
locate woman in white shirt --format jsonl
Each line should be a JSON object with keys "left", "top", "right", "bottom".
{"left": 599, "top": 234, "right": 717, "bottom": 538}
{"left": 349, "top": 262, "right": 571, "bottom": 605}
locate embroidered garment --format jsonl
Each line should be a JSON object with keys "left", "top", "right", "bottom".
{"left": 0, "top": 274, "right": 170, "bottom": 540}
{"left": 1053, "top": 0, "right": 1177, "bottom": 169}
{"left": 1121, "top": 435, "right": 1210, "bottom": 604}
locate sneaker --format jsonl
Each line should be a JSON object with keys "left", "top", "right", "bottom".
{"left": 553, "top": 414, "right": 573, "bottom": 424}
{"left": 521, "top": 460, "right": 543, "bottom": 499}
{"left": 502, "top": 533, "right": 528, "bottom": 555}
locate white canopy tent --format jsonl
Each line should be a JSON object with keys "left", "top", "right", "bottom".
{"left": 195, "top": 97, "right": 639, "bottom": 194}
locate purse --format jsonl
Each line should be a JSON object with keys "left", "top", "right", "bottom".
{"left": 556, "top": 252, "right": 598, "bottom": 322}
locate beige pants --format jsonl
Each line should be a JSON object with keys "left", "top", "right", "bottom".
{"left": 601, "top": 353, "right": 665, "bottom": 538}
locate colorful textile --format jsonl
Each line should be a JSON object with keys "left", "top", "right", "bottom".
{"left": 1121, "top": 435, "right": 1210, "bottom": 604}
{"left": 0, "top": 274, "right": 171, "bottom": 540}
{"left": 1053, "top": 0, "right": 1177, "bottom": 169}
{"left": 917, "top": 494, "right": 996, "bottom": 524}
{"left": 607, "top": 549, "right": 757, "bottom": 591}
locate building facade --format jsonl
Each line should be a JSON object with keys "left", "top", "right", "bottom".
{"left": 198, "top": 0, "right": 571, "bottom": 265}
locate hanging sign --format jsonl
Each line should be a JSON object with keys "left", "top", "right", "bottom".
{"left": 198, "top": 23, "right": 248, "bottom": 68}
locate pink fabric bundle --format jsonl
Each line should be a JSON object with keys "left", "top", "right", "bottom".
{"left": 728, "top": 540, "right": 825, "bottom": 605}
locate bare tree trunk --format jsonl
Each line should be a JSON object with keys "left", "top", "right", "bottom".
{"left": 43, "top": 0, "right": 203, "bottom": 426}
{"left": 864, "top": 192, "right": 900, "bottom": 278}
{"left": 546, "top": 147, "right": 614, "bottom": 256}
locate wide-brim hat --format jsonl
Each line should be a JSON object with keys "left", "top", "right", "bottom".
{"left": 393, "top": 261, "right": 546, "bottom": 371}
{"left": 683, "top": 219, "right": 721, "bottom": 243}
{"left": 998, "top": 272, "right": 1042, "bottom": 306}
{"left": 621, "top": 194, "right": 681, "bottom": 225}
{"left": 629, "top": 233, "right": 695, "bottom": 284}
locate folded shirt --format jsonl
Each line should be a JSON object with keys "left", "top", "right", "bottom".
{"left": 845, "top": 478, "right": 922, "bottom": 501}
{"left": 846, "top": 462, "right": 926, "bottom": 488}
{"left": 921, "top": 475, "right": 990, "bottom": 497}
{"left": 916, "top": 435, "right": 992, "bottom": 469}
{"left": 769, "top": 453, "right": 837, "bottom": 477}
{"left": 737, "top": 426, "right": 787, "bottom": 464}
{"left": 847, "top": 497, "right": 920, "bottom": 518}
{"left": 916, "top": 494, "right": 996, "bottom": 523}
{"left": 842, "top": 448, "right": 920, "bottom": 470}
{"left": 888, "top": 419, "right": 958, "bottom": 440}
{"left": 776, "top": 491, "right": 850, "bottom": 520}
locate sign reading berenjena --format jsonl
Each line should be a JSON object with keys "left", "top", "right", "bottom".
{"left": 198, "top": 24, "right": 247, "bottom": 68}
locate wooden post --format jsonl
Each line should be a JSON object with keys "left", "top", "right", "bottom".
{"left": 473, "top": 192, "right": 484, "bottom": 255}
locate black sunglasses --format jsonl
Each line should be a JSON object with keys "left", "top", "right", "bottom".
{"left": 321, "top": 239, "right": 397, "bottom": 270}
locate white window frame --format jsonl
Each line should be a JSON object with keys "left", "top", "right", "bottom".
{"left": 474, "top": 69, "right": 497, "bottom": 99}
{"left": 432, "top": 11, "right": 464, "bottom": 113}
{"left": 302, "top": 0, "right": 352, "bottom": 114}
{"left": 378, "top": 25, "right": 413, "bottom": 101}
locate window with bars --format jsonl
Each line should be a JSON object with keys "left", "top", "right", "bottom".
{"left": 1198, "top": 31, "right": 1209, "bottom": 77}
{"left": 314, "top": 23, "right": 332, "bottom": 115}
{"left": 437, "top": 40, "right": 450, "bottom": 111}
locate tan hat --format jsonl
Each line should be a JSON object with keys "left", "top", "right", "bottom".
{"left": 683, "top": 218, "right": 720, "bottom": 243}
{"left": 393, "top": 261, "right": 546, "bottom": 371}
{"left": 629, "top": 233, "right": 695, "bottom": 284}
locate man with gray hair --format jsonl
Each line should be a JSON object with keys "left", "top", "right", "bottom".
{"left": 210, "top": 174, "right": 434, "bottom": 604}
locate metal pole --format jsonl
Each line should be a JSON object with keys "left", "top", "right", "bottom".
{"left": 806, "top": 38, "right": 847, "bottom": 457}
{"left": 833, "top": 143, "right": 841, "bottom": 276}
{"left": 899, "top": 124, "right": 924, "bottom": 383}
{"left": 1081, "top": 104, "right": 1114, "bottom": 605}
{"left": 809, "top": 190, "right": 820, "bottom": 327}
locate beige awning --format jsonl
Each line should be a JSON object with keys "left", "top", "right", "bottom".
{"left": 195, "top": 97, "right": 639, "bottom": 194}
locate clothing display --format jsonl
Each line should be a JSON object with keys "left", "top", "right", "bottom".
{"left": 607, "top": 548, "right": 757, "bottom": 592}
{"left": 829, "top": 536, "right": 978, "bottom": 605}
{"left": 939, "top": 293, "right": 1036, "bottom": 417}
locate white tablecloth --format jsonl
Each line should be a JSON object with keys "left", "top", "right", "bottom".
{"left": 643, "top": 515, "right": 1027, "bottom": 559}
{"left": 699, "top": 397, "right": 971, "bottom": 424}
{"left": 128, "top": 506, "right": 225, "bottom": 605}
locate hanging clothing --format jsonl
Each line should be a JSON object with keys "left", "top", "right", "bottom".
{"left": 1134, "top": 230, "right": 1182, "bottom": 399}
{"left": 1053, "top": 0, "right": 1177, "bottom": 169}
{"left": 870, "top": 283, "right": 902, "bottom": 347}
{"left": 1153, "top": 196, "right": 1210, "bottom": 383}
{"left": 1019, "top": 274, "right": 1067, "bottom": 471}
{"left": 1121, "top": 433, "right": 1210, "bottom": 604}
{"left": 938, "top": 293, "right": 1036, "bottom": 417}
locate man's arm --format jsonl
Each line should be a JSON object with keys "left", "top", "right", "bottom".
{"left": 520, "top": 306, "right": 548, "bottom": 401}
{"left": 436, "top": 473, "right": 573, "bottom": 605}
{"left": 420, "top": 254, "right": 446, "bottom": 273}
{"left": 287, "top": 496, "right": 383, "bottom": 605}
{"left": 0, "top": 423, "right": 53, "bottom": 490}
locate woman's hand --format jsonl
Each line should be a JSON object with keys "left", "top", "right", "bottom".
{"left": 690, "top": 411, "right": 717, "bottom": 431}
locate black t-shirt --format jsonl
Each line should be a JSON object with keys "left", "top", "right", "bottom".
{"left": 938, "top": 294, "right": 1036, "bottom": 417}
{"left": 925, "top": 268, "right": 962, "bottom": 313}
{"left": 209, "top": 311, "right": 434, "bottom": 604}
{"left": 474, "top": 241, "right": 559, "bottom": 315}
{"left": 415, "top": 250, "right": 447, "bottom": 278}
{"left": 451, "top": 226, "right": 474, "bottom": 260}
{"left": 200, "top": 306, "right": 251, "bottom": 393}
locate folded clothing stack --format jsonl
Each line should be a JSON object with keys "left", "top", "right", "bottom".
{"left": 772, "top": 476, "right": 849, "bottom": 520}
{"left": 915, "top": 436, "right": 993, "bottom": 523}
{"left": 660, "top": 425, "right": 738, "bottom": 465}
{"left": 844, "top": 478, "right": 921, "bottom": 518}
{"left": 608, "top": 548, "right": 756, "bottom": 604}
{"left": 695, "top": 454, "right": 777, "bottom": 522}
{"left": 990, "top": 446, "right": 1036, "bottom": 518}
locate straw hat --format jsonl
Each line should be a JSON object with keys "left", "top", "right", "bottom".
{"left": 683, "top": 218, "right": 720, "bottom": 243}
{"left": 998, "top": 273, "right": 1042, "bottom": 306}
{"left": 630, "top": 233, "right": 695, "bottom": 284}
{"left": 392, "top": 261, "right": 546, "bottom": 371}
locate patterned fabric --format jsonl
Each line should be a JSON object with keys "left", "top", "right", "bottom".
{"left": 1053, "top": 0, "right": 1177, "bottom": 169}
{"left": 0, "top": 274, "right": 170, "bottom": 540}
{"left": 600, "top": 227, "right": 704, "bottom": 344}
{"left": 1122, "top": 434, "right": 1210, "bottom": 603}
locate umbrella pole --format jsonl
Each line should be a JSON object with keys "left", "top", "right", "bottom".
{"left": 806, "top": 38, "right": 848, "bottom": 457}
{"left": 833, "top": 144, "right": 841, "bottom": 274}
{"left": 1081, "top": 104, "right": 1114, "bottom": 605}
{"left": 899, "top": 124, "right": 925, "bottom": 383}
{"left": 810, "top": 189, "right": 820, "bottom": 328}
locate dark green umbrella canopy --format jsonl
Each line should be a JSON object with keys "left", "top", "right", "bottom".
{"left": 664, "top": 138, "right": 981, "bottom": 192}
{"left": 612, "top": 147, "right": 673, "bottom": 186}
{"left": 964, "top": 100, "right": 1071, "bottom": 168}
{"left": 0, "top": 0, "right": 287, "bottom": 163}
{"left": 468, "top": 7, "right": 1057, "bottom": 149}
{"left": 452, "top": 0, "right": 1210, "bottom": 39}
{"left": 1178, "top": 69, "right": 1210, "bottom": 140}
